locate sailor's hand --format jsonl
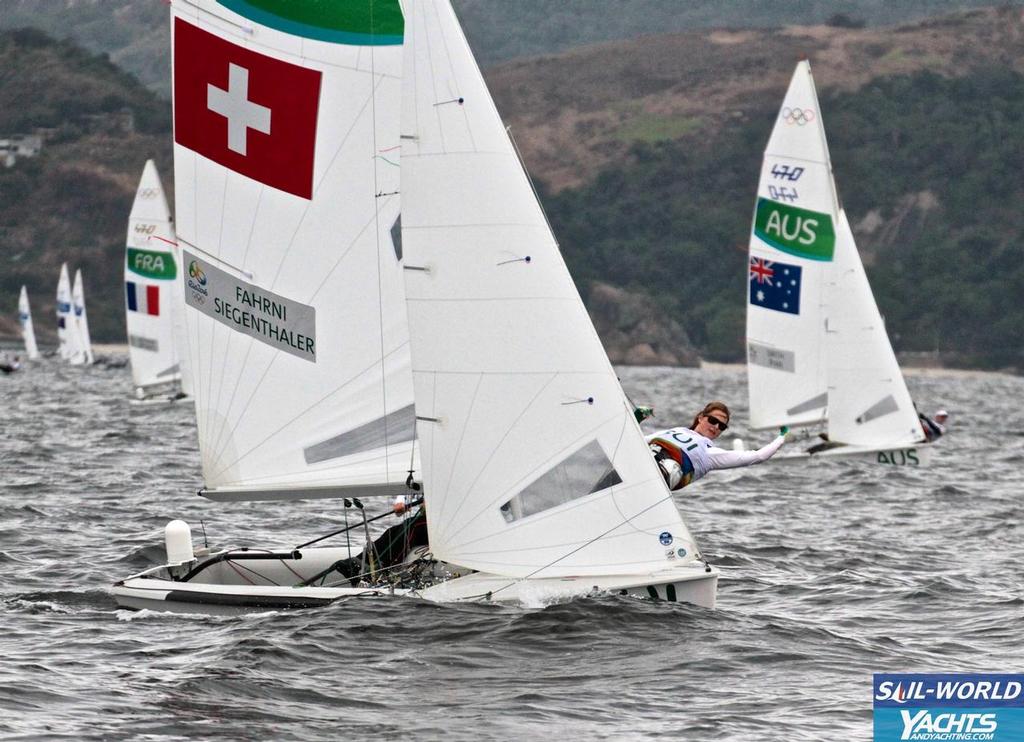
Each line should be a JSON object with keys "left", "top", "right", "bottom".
{"left": 779, "top": 426, "right": 792, "bottom": 442}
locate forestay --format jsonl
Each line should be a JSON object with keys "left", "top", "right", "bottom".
{"left": 401, "top": 0, "right": 702, "bottom": 577}
{"left": 125, "top": 160, "right": 191, "bottom": 398}
{"left": 746, "top": 60, "right": 834, "bottom": 430}
{"left": 56, "top": 263, "right": 75, "bottom": 361}
{"left": 171, "top": 0, "right": 415, "bottom": 500}
{"left": 71, "top": 269, "right": 94, "bottom": 366}
{"left": 18, "top": 286, "right": 40, "bottom": 360}
{"left": 824, "top": 210, "right": 923, "bottom": 446}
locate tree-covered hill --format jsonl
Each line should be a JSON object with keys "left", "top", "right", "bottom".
{"left": 0, "top": 29, "right": 172, "bottom": 344}
{"left": 1, "top": 9, "right": 1023, "bottom": 370}
{"left": 544, "top": 67, "right": 1024, "bottom": 369}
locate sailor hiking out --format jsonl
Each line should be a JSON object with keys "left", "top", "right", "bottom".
{"left": 646, "top": 401, "right": 786, "bottom": 490}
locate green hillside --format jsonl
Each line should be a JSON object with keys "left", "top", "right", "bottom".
{"left": 0, "top": 29, "right": 172, "bottom": 345}
{"left": 544, "top": 68, "right": 1024, "bottom": 369}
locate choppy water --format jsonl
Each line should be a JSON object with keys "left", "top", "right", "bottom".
{"left": 2, "top": 357, "right": 1022, "bottom": 740}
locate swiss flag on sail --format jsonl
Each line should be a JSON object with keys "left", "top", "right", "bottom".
{"left": 173, "top": 18, "right": 322, "bottom": 199}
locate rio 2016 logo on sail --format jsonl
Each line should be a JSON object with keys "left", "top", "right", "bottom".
{"left": 187, "top": 260, "right": 209, "bottom": 301}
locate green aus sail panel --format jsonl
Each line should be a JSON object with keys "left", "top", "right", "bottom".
{"left": 218, "top": 0, "right": 403, "bottom": 45}
{"left": 754, "top": 198, "right": 835, "bottom": 262}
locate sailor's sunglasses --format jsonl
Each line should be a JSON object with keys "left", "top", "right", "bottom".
{"left": 705, "top": 415, "right": 729, "bottom": 431}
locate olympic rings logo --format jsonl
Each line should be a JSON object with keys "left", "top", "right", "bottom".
{"left": 781, "top": 107, "right": 816, "bottom": 126}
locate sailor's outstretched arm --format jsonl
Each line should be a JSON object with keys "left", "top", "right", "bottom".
{"left": 706, "top": 433, "right": 786, "bottom": 471}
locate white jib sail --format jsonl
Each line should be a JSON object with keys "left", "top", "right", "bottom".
{"left": 56, "top": 263, "right": 75, "bottom": 361}
{"left": 18, "top": 286, "right": 40, "bottom": 360}
{"left": 824, "top": 210, "right": 923, "bottom": 446}
{"left": 171, "top": 0, "right": 415, "bottom": 500}
{"left": 401, "top": 0, "right": 702, "bottom": 578}
{"left": 125, "top": 159, "right": 188, "bottom": 398}
{"left": 71, "top": 269, "right": 94, "bottom": 365}
{"left": 746, "top": 60, "right": 836, "bottom": 430}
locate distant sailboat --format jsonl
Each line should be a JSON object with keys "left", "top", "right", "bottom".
{"left": 745, "top": 61, "right": 932, "bottom": 466}
{"left": 18, "top": 286, "right": 40, "bottom": 360}
{"left": 70, "top": 269, "right": 95, "bottom": 366}
{"left": 56, "top": 263, "right": 75, "bottom": 361}
{"left": 125, "top": 160, "right": 192, "bottom": 404}
{"left": 113, "top": 0, "right": 716, "bottom": 613}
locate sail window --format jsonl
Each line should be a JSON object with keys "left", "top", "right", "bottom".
{"left": 304, "top": 404, "right": 416, "bottom": 464}
{"left": 855, "top": 395, "right": 899, "bottom": 424}
{"left": 390, "top": 215, "right": 402, "bottom": 261}
{"left": 500, "top": 440, "right": 622, "bottom": 523}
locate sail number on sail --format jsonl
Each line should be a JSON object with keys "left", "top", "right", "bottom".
{"left": 183, "top": 252, "right": 316, "bottom": 361}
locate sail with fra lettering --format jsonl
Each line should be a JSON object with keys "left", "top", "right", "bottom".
{"left": 125, "top": 160, "right": 192, "bottom": 402}
{"left": 171, "top": 0, "right": 415, "bottom": 500}
{"left": 18, "top": 286, "right": 40, "bottom": 360}
{"left": 746, "top": 61, "right": 924, "bottom": 451}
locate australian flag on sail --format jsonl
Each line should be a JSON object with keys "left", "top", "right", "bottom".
{"left": 749, "top": 256, "right": 801, "bottom": 315}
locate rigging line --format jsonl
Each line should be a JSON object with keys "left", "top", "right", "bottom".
{"left": 437, "top": 373, "right": 557, "bottom": 545}
{"left": 473, "top": 489, "right": 693, "bottom": 602}
{"left": 206, "top": 344, "right": 413, "bottom": 482}
{"left": 267, "top": 76, "right": 387, "bottom": 290}
{"left": 177, "top": 236, "right": 253, "bottom": 279}
{"left": 368, "top": 26, "right": 393, "bottom": 476}
{"left": 604, "top": 402, "right": 656, "bottom": 537}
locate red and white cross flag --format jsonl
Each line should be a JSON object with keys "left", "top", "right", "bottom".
{"left": 173, "top": 18, "right": 322, "bottom": 199}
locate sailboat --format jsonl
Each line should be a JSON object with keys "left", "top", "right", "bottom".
{"left": 70, "top": 269, "right": 95, "bottom": 365}
{"left": 18, "top": 286, "right": 40, "bottom": 360}
{"left": 112, "top": 0, "right": 717, "bottom": 613}
{"left": 125, "top": 160, "right": 193, "bottom": 404}
{"left": 745, "top": 61, "right": 932, "bottom": 467}
{"left": 56, "top": 263, "right": 76, "bottom": 362}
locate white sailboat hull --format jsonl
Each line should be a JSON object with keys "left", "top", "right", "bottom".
{"left": 770, "top": 440, "right": 935, "bottom": 467}
{"left": 112, "top": 547, "right": 718, "bottom": 614}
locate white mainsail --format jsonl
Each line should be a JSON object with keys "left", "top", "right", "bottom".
{"left": 171, "top": 0, "right": 415, "bottom": 501}
{"left": 824, "top": 210, "right": 923, "bottom": 446}
{"left": 125, "top": 159, "right": 190, "bottom": 399}
{"left": 71, "top": 269, "right": 95, "bottom": 365}
{"left": 18, "top": 286, "right": 40, "bottom": 360}
{"left": 746, "top": 60, "right": 835, "bottom": 430}
{"left": 56, "top": 263, "right": 75, "bottom": 361}
{"left": 401, "top": 0, "right": 703, "bottom": 578}
{"left": 747, "top": 60, "right": 923, "bottom": 447}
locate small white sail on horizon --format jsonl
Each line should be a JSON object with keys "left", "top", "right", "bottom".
{"left": 125, "top": 159, "right": 192, "bottom": 401}
{"left": 18, "top": 286, "right": 40, "bottom": 360}
{"left": 70, "top": 269, "right": 95, "bottom": 365}
{"left": 746, "top": 61, "right": 923, "bottom": 450}
{"left": 56, "top": 263, "right": 75, "bottom": 361}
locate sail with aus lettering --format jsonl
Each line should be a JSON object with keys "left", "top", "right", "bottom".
{"left": 746, "top": 61, "right": 926, "bottom": 457}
